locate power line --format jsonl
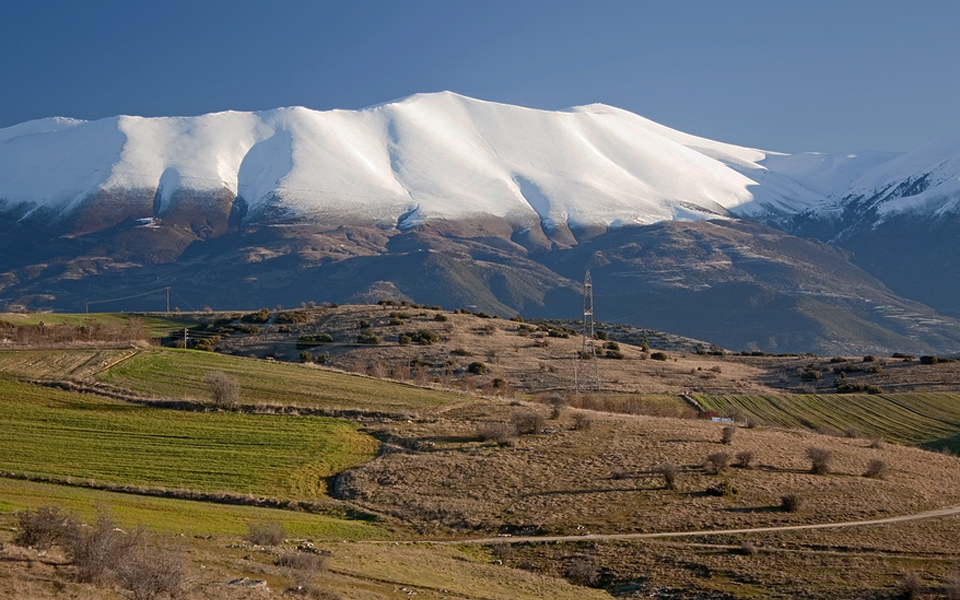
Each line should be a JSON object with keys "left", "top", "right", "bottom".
{"left": 85, "top": 286, "right": 170, "bottom": 313}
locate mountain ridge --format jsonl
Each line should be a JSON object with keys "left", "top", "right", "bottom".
{"left": 3, "top": 93, "right": 960, "bottom": 354}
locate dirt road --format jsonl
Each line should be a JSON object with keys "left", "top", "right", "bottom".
{"left": 415, "top": 503, "right": 960, "bottom": 546}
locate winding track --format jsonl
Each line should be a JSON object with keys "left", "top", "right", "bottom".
{"left": 393, "top": 503, "right": 960, "bottom": 546}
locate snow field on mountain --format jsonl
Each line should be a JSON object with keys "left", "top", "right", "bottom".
{"left": 1, "top": 92, "right": 958, "bottom": 229}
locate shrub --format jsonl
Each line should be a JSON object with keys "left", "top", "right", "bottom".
{"left": 806, "top": 447, "right": 833, "bottom": 475}
{"left": 739, "top": 541, "right": 757, "bottom": 556}
{"left": 245, "top": 520, "right": 286, "bottom": 546}
{"left": 735, "top": 450, "right": 757, "bottom": 469}
{"left": 844, "top": 427, "right": 863, "bottom": 439}
{"left": 14, "top": 505, "right": 76, "bottom": 550}
{"left": 113, "top": 530, "right": 186, "bottom": 600}
{"left": 703, "top": 451, "right": 730, "bottom": 474}
{"left": 403, "top": 329, "right": 439, "bottom": 345}
{"left": 869, "top": 438, "right": 885, "bottom": 449}
{"left": 650, "top": 352, "right": 668, "bottom": 361}
{"left": 512, "top": 410, "right": 545, "bottom": 435}
{"left": 572, "top": 411, "right": 594, "bottom": 430}
{"left": 705, "top": 479, "right": 737, "bottom": 497}
{"left": 300, "top": 351, "right": 313, "bottom": 363}
{"left": 205, "top": 371, "right": 239, "bottom": 409}
{"left": 898, "top": 572, "right": 923, "bottom": 600}
{"left": 544, "top": 394, "right": 568, "bottom": 419}
{"left": 945, "top": 572, "right": 960, "bottom": 600}
{"left": 241, "top": 308, "right": 271, "bottom": 323}
{"left": 467, "top": 361, "right": 487, "bottom": 375}
{"left": 476, "top": 422, "right": 517, "bottom": 447}
{"left": 564, "top": 557, "right": 599, "bottom": 586}
{"left": 656, "top": 463, "right": 679, "bottom": 490}
{"left": 433, "top": 313, "right": 448, "bottom": 321}
{"left": 920, "top": 355, "right": 939, "bottom": 365}
{"left": 780, "top": 493, "right": 802, "bottom": 512}
{"left": 357, "top": 331, "right": 381, "bottom": 344}
{"left": 863, "top": 459, "right": 888, "bottom": 480}
{"left": 64, "top": 510, "right": 122, "bottom": 584}
{"left": 863, "top": 355, "right": 876, "bottom": 362}
{"left": 278, "top": 551, "right": 327, "bottom": 587}
{"left": 721, "top": 425, "right": 737, "bottom": 445}
{"left": 605, "top": 350, "right": 625, "bottom": 359}
{"left": 296, "top": 333, "right": 334, "bottom": 347}
{"left": 276, "top": 311, "right": 309, "bottom": 324}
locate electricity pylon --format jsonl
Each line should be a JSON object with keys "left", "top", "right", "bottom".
{"left": 575, "top": 269, "right": 600, "bottom": 393}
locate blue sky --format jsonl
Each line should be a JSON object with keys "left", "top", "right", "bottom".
{"left": 2, "top": 0, "right": 958, "bottom": 153}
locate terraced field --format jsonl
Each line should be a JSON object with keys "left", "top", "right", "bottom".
{"left": 95, "top": 347, "right": 469, "bottom": 414}
{"left": 0, "top": 478, "right": 388, "bottom": 539}
{"left": 696, "top": 393, "right": 960, "bottom": 449}
{"left": 0, "top": 348, "right": 137, "bottom": 379}
{"left": 0, "top": 378, "right": 378, "bottom": 498}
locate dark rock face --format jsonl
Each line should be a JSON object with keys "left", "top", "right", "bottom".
{"left": 4, "top": 197, "right": 960, "bottom": 356}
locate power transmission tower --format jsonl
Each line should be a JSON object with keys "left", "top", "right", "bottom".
{"left": 575, "top": 269, "right": 601, "bottom": 393}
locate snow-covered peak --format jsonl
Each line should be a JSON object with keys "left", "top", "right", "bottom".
{"left": 0, "top": 93, "right": 839, "bottom": 231}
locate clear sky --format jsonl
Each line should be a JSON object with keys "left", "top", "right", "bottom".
{"left": 2, "top": 0, "right": 958, "bottom": 153}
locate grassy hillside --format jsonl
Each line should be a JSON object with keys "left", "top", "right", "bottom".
{"left": 0, "top": 378, "right": 377, "bottom": 498}
{"left": 696, "top": 393, "right": 960, "bottom": 449}
{"left": 0, "top": 478, "right": 387, "bottom": 540}
{"left": 95, "top": 348, "right": 469, "bottom": 414}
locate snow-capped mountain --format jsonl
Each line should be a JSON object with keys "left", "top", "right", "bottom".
{"left": 2, "top": 92, "right": 960, "bottom": 353}
{"left": 0, "top": 92, "right": 831, "bottom": 238}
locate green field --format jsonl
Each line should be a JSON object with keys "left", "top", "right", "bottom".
{"left": 0, "top": 378, "right": 377, "bottom": 498}
{"left": 0, "top": 312, "right": 192, "bottom": 337}
{"left": 696, "top": 393, "right": 960, "bottom": 449}
{"left": 0, "top": 348, "right": 137, "bottom": 380}
{"left": 0, "top": 478, "right": 388, "bottom": 539}
{"left": 95, "top": 347, "right": 469, "bottom": 413}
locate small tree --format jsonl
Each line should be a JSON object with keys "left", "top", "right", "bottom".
{"left": 806, "top": 447, "right": 833, "bottom": 475}
{"left": 721, "top": 425, "right": 737, "bottom": 445}
{"left": 780, "top": 493, "right": 802, "bottom": 512}
{"left": 703, "top": 451, "right": 730, "bottom": 475}
{"left": 863, "top": 459, "right": 888, "bottom": 480}
{"left": 511, "top": 410, "right": 545, "bottom": 435}
{"left": 735, "top": 450, "right": 757, "bottom": 469}
{"left": 205, "top": 371, "right": 239, "bottom": 409}
{"left": 656, "top": 463, "right": 679, "bottom": 490}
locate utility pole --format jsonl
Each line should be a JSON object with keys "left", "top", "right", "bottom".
{"left": 166, "top": 287, "right": 171, "bottom": 313}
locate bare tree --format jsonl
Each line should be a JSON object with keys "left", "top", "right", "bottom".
{"left": 113, "top": 529, "right": 186, "bottom": 600}
{"left": 205, "top": 371, "right": 239, "bottom": 409}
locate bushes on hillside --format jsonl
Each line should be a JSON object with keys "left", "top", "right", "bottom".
{"left": 402, "top": 329, "right": 439, "bottom": 345}
{"left": 13, "top": 506, "right": 185, "bottom": 599}
{"left": 296, "top": 333, "right": 334, "bottom": 347}
{"left": 241, "top": 308, "right": 271, "bottom": 323}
